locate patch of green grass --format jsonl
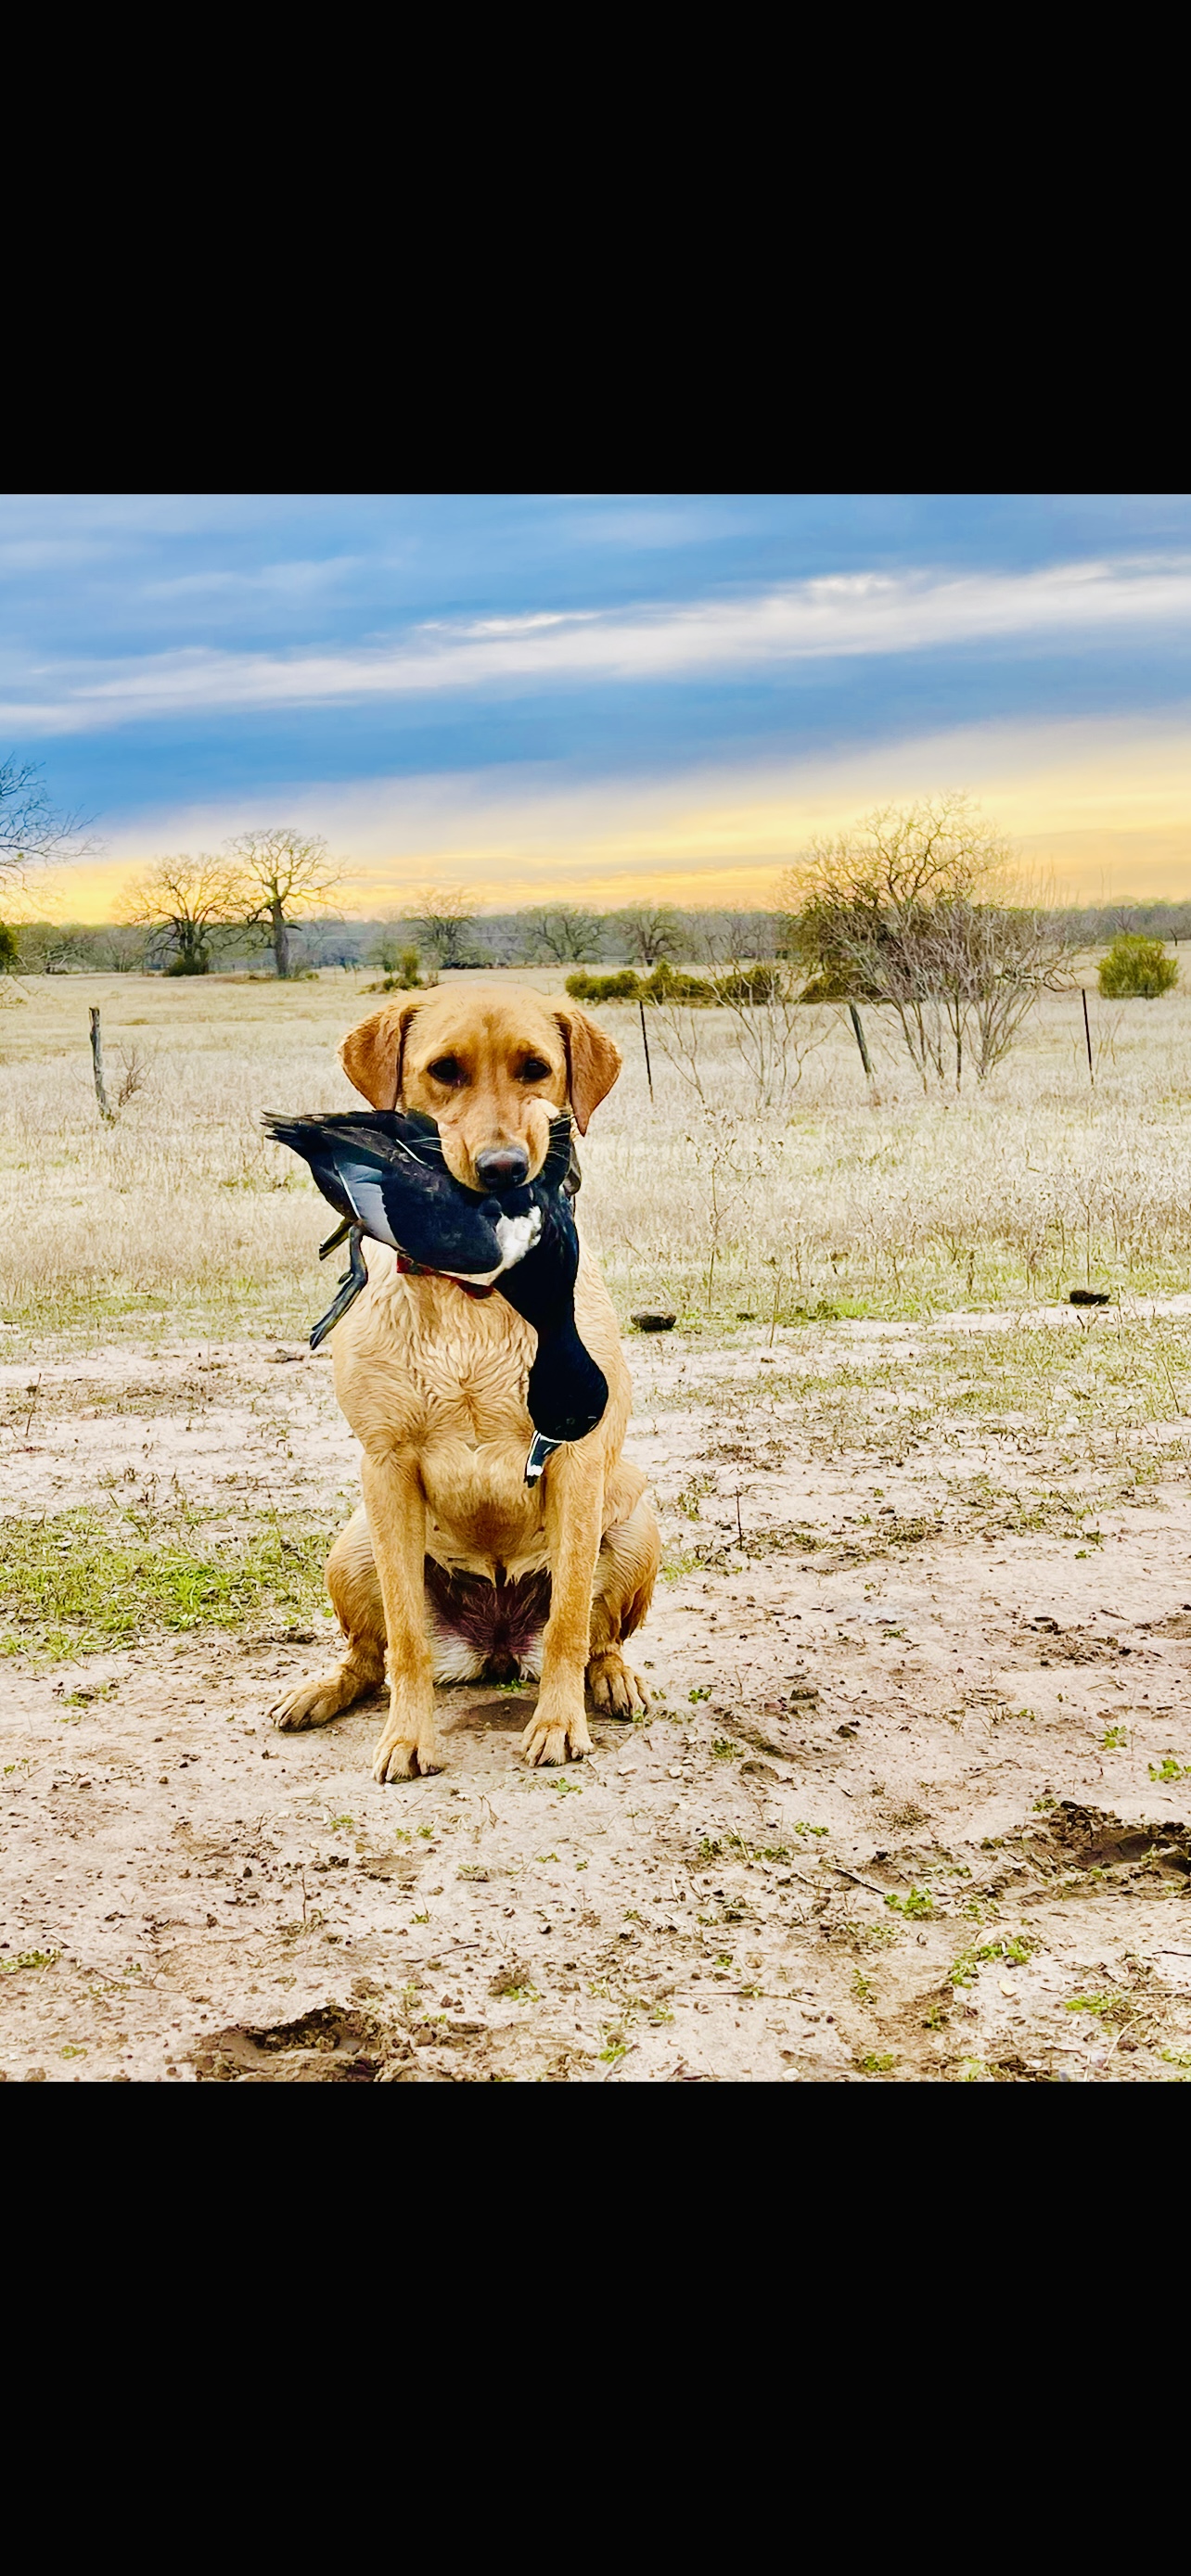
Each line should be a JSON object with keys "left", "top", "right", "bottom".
{"left": 1149, "top": 1755, "right": 1191, "bottom": 1782}
{"left": 661, "top": 1547, "right": 707, "bottom": 1582}
{"left": 711, "top": 1737, "right": 740, "bottom": 1759}
{"left": 1065, "top": 1991, "right": 1129, "bottom": 2021}
{"left": 688, "top": 1685, "right": 711, "bottom": 1702}
{"left": 859, "top": 2051, "right": 895, "bottom": 2074}
{"left": 949, "top": 1934, "right": 1034, "bottom": 1987}
{"left": 0, "top": 1504, "right": 334, "bottom": 1660}
{"left": 1102, "top": 1725, "right": 1128, "bottom": 1750}
{"left": 2, "top": 1947, "right": 60, "bottom": 1975}
{"left": 885, "top": 1885, "right": 933, "bottom": 1918}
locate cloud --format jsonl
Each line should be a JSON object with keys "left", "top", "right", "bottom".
{"left": 5, "top": 554, "right": 1191, "bottom": 734}
{"left": 141, "top": 555, "right": 367, "bottom": 601}
{"left": 52, "top": 709, "right": 1191, "bottom": 918}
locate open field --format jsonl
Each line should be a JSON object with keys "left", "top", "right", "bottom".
{"left": 4, "top": 968, "right": 1191, "bottom": 2080}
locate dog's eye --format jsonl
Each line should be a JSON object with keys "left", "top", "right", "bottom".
{"left": 428, "top": 1056, "right": 466, "bottom": 1087}
{"left": 519, "top": 1056, "right": 550, "bottom": 1083}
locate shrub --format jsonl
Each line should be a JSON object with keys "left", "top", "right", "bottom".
{"left": 565, "top": 968, "right": 643, "bottom": 1001}
{"left": 712, "top": 963, "right": 780, "bottom": 1004}
{"left": 565, "top": 962, "right": 724, "bottom": 1006}
{"left": 644, "top": 961, "right": 715, "bottom": 1003}
{"left": 1098, "top": 935, "right": 1179, "bottom": 999}
{"left": 0, "top": 920, "right": 19, "bottom": 973}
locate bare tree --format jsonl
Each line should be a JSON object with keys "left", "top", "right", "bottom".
{"left": 515, "top": 903, "right": 602, "bottom": 965}
{"left": 777, "top": 795, "right": 1071, "bottom": 1089}
{"left": 827, "top": 894, "right": 1074, "bottom": 1090}
{"left": 119, "top": 855, "right": 243, "bottom": 975}
{"left": 11, "top": 920, "right": 92, "bottom": 974}
{"left": 225, "top": 827, "right": 343, "bottom": 979}
{"left": 399, "top": 886, "right": 478, "bottom": 971}
{"left": 613, "top": 903, "right": 683, "bottom": 966}
{"left": 89, "top": 925, "right": 150, "bottom": 973}
{"left": 1, "top": 754, "right": 91, "bottom": 888}
{"left": 779, "top": 794, "right": 1009, "bottom": 990}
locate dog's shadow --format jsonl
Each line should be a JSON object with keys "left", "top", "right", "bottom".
{"left": 442, "top": 1687, "right": 536, "bottom": 1740}
{"left": 436, "top": 1685, "right": 631, "bottom": 1746}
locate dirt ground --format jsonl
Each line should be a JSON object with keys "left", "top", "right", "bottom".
{"left": 4, "top": 1310, "right": 1191, "bottom": 2083}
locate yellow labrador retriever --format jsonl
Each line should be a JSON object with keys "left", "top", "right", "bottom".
{"left": 273, "top": 987, "right": 660, "bottom": 1780}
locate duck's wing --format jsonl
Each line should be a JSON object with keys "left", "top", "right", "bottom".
{"left": 264, "top": 1112, "right": 519, "bottom": 1277}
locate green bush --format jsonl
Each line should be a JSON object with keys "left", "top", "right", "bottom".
{"left": 644, "top": 961, "right": 714, "bottom": 1003}
{"left": 0, "top": 919, "right": 19, "bottom": 973}
{"left": 370, "top": 944, "right": 423, "bottom": 991}
{"left": 566, "top": 960, "right": 746, "bottom": 1007}
{"left": 713, "top": 963, "right": 780, "bottom": 1003}
{"left": 1098, "top": 934, "right": 1180, "bottom": 999}
{"left": 565, "top": 968, "right": 642, "bottom": 1001}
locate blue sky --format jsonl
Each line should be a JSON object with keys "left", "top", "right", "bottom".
{"left": 4, "top": 493, "right": 1191, "bottom": 913}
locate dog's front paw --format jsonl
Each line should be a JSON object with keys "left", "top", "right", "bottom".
{"left": 586, "top": 1650, "right": 649, "bottom": 1718}
{"left": 371, "top": 1711, "right": 442, "bottom": 1781}
{"left": 519, "top": 1697, "right": 593, "bottom": 1766}
{"left": 272, "top": 1671, "right": 352, "bottom": 1730}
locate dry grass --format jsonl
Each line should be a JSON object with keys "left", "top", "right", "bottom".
{"left": 4, "top": 963, "right": 1191, "bottom": 1345}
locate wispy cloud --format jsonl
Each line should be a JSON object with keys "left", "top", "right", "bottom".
{"left": 5, "top": 555, "right": 1191, "bottom": 735}
{"left": 141, "top": 555, "right": 367, "bottom": 601}
{"left": 55, "top": 709, "right": 1191, "bottom": 918}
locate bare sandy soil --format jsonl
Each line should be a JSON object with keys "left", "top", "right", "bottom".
{"left": 4, "top": 1316, "right": 1191, "bottom": 2083}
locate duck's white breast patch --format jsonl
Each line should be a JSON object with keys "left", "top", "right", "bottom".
{"left": 493, "top": 1207, "right": 542, "bottom": 1272}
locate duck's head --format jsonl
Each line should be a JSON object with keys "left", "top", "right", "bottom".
{"left": 339, "top": 987, "right": 622, "bottom": 1192}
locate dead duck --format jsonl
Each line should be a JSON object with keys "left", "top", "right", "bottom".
{"left": 263, "top": 1107, "right": 607, "bottom": 1481}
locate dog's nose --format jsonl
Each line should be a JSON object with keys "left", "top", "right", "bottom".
{"left": 475, "top": 1143, "right": 530, "bottom": 1191}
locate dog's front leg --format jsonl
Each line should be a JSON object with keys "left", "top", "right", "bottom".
{"left": 520, "top": 1444, "right": 604, "bottom": 1766}
{"left": 361, "top": 1446, "right": 440, "bottom": 1781}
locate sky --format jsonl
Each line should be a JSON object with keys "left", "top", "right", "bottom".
{"left": 3, "top": 491, "right": 1191, "bottom": 920}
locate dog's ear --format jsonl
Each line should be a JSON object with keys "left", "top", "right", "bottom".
{"left": 553, "top": 1004, "right": 622, "bottom": 1134}
{"left": 339, "top": 999, "right": 425, "bottom": 1107}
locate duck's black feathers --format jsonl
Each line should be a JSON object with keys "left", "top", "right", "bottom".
{"left": 264, "top": 1108, "right": 607, "bottom": 1469}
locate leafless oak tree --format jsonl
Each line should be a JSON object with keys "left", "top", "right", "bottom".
{"left": 119, "top": 855, "right": 244, "bottom": 975}
{"left": 400, "top": 886, "right": 479, "bottom": 970}
{"left": 780, "top": 797, "right": 1072, "bottom": 1090}
{"left": 517, "top": 904, "right": 601, "bottom": 965}
{"left": 1, "top": 754, "right": 91, "bottom": 889}
{"left": 226, "top": 827, "right": 344, "bottom": 979}
{"left": 613, "top": 903, "right": 684, "bottom": 966}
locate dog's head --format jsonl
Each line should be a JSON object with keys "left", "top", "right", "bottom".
{"left": 339, "top": 986, "right": 621, "bottom": 1191}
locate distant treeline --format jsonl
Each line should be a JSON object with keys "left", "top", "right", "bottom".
{"left": 6, "top": 897, "right": 1191, "bottom": 978}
